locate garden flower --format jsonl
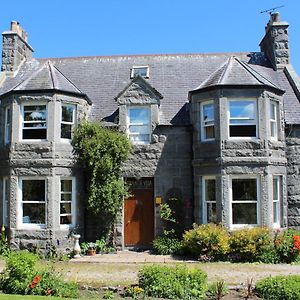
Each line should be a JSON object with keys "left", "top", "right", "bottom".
{"left": 29, "top": 275, "right": 41, "bottom": 289}
{"left": 293, "top": 235, "right": 300, "bottom": 252}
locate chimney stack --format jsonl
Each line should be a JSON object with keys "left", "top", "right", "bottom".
{"left": 1, "top": 21, "right": 34, "bottom": 75}
{"left": 259, "top": 12, "right": 290, "bottom": 70}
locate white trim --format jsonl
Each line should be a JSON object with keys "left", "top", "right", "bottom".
{"left": 127, "top": 106, "right": 151, "bottom": 144}
{"left": 202, "top": 176, "right": 216, "bottom": 223}
{"left": 200, "top": 101, "right": 215, "bottom": 141}
{"left": 228, "top": 98, "right": 258, "bottom": 139}
{"left": 20, "top": 103, "right": 48, "bottom": 142}
{"left": 130, "top": 66, "right": 149, "bottom": 78}
{"left": 60, "top": 103, "right": 76, "bottom": 141}
{"left": 272, "top": 175, "right": 281, "bottom": 228}
{"left": 18, "top": 177, "right": 47, "bottom": 229}
{"left": 3, "top": 178, "right": 8, "bottom": 226}
{"left": 229, "top": 175, "right": 260, "bottom": 229}
{"left": 4, "top": 106, "right": 11, "bottom": 144}
{"left": 59, "top": 177, "right": 76, "bottom": 229}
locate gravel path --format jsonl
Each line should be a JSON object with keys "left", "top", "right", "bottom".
{"left": 67, "top": 251, "right": 300, "bottom": 286}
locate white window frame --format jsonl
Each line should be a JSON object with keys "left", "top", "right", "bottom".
{"left": 21, "top": 103, "right": 48, "bottom": 141}
{"left": 127, "top": 106, "right": 151, "bottom": 144}
{"left": 3, "top": 178, "right": 8, "bottom": 226}
{"left": 228, "top": 99, "right": 258, "bottom": 139}
{"left": 270, "top": 100, "right": 278, "bottom": 140}
{"left": 229, "top": 175, "right": 260, "bottom": 229}
{"left": 60, "top": 177, "right": 76, "bottom": 228}
{"left": 18, "top": 178, "right": 47, "bottom": 229}
{"left": 272, "top": 175, "right": 281, "bottom": 228}
{"left": 4, "top": 106, "right": 11, "bottom": 144}
{"left": 200, "top": 101, "right": 215, "bottom": 141}
{"left": 130, "top": 66, "right": 149, "bottom": 79}
{"left": 61, "top": 103, "right": 76, "bottom": 141}
{"left": 202, "top": 176, "right": 217, "bottom": 224}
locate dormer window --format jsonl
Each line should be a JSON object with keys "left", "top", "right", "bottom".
{"left": 229, "top": 99, "right": 257, "bottom": 138}
{"left": 128, "top": 107, "right": 151, "bottom": 144}
{"left": 22, "top": 104, "right": 47, "bottom": 140}
{"left": 130, "top": 66, "right": 149, "bottom": 79}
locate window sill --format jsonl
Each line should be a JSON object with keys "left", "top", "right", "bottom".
{"left": 17, "top": 224, "right": 47, "bottom": 230}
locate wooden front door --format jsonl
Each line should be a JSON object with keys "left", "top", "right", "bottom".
{"left": 124, "top": 184, "right": 154, "bottom": 247}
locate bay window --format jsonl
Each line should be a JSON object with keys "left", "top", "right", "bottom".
{"left": 60, "top": 178, "right": 76, "bottom": 227}
{"left": 20, "top": 179, "right": 46, "bottom": 226}
{"left": 61, "top": 104, "right": 76, "bottom": 140}
{"left": 202, "top": 177, "right": 217, "bottom": 223}
{"left": 128, "top": 107, "right": 151, "bottom": 144}
{"left": 22, "top": 105, "right": 47, "bottom": 140}
{"left": 229, "top": 99, "right": 257, "bottom": 138}
{"left": 231, "top": 177, "right": 259, "bottom": 227}
{"left": 201, "top": 101, "right": 214, "bottom": 140}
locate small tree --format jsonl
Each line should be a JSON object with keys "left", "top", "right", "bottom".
{"left": 72, "top": 122, "right": 132, "bottom": 236}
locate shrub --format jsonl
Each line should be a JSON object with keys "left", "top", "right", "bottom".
{"left": 256, "top": 275, "right": 300, "bottom": 300}
{"left": 229, "top": 227, "right": 274, "bottom": 262}
{"left": 0, "top": 250, "right": 78, "bottom": 298}
{"left": 152, "top": 236, "right": 183, "bottom": 255}
{"left": 207, "top": 280, "right": 229, "bottom": 300}
{"left": 138, "top": 264, "right": 208, "bottom": 299}
{"left": 275, "top": 229, "right": 300, "bottom": 263}
{"left": 182, "top": 223, "right": 230, "bottom": 260}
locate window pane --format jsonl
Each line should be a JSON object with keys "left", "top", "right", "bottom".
{"left": 60, "top": 203, "right": 71, "bottom": 214}
{"left": 23, "top": 129, "right": 47, "bottom": 140}
{"left": 229, "top": 125, "right": 256, "bottom": 137}
{"left": 205, "top": 179, "right": 216, "bottom": 201}
{"left": 61, "top": 180, "right": 72, "bottom": 192}
{"left": 129, "top": 125, "right": 149, "bottom": 134}
{"left": 61, "top": 124, "right": 72, "bottom": 139}
{"left": 207, "top": 202, "right": 217, "bottom": 223}
{"left": 273, "top": 178, "right": 278, "bottom": 200}
{"left": 273, "top": 202, "right": 279, "bottom": 223}
{"left": 270, "top": 103, "right": 276, "bottom": 120}
{"left": 23, "top": 203, "right": 45, "bottom": 224}
{"left": 132, "top": 67, "right": 148, "bottom": 77}
{"left": 232, "top": 179, "right": 257, "bottom": 201}
{"left": 60, "top": 215, "right": 72, "bottom": 225}
{"left": 62, "top": 106, "right": 74, "bottom": 122}
{"left": 203, "top": 104, "right": 214, "bottom": 122}
{"left": 24, "top": 106, "right": 46, "bottom": 121}
{"left": 22, "top": 180, "right": 45, "bottom": 202}
{"left": 230, "top": 101, "right": 255, "bottom": 119}
{"left": 205, "top": 126, "right": 215, "bottom": 139}
{"left": 129, "top": 108, "right": 149, "bottom": 124}
{"left": 130, "top": 134, "right": 150, "bottom": 142}
{"left": 232, "top": 203, "right": 257, "bottom": 224}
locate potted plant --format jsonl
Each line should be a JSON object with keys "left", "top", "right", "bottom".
{"left": 87, "top": 242, "right": 96, "bottom": 256}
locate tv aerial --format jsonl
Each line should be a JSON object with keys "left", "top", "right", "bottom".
{"left": 260, "top": 5, "right": 284, "bottom": 14}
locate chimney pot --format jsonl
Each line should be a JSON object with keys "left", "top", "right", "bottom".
{"left": 271, "top": 12, "right": 280, "bottom": 23}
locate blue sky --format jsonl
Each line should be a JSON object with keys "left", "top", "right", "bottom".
{"left": 0, "top": 0, "right": 299, "bottom": 73}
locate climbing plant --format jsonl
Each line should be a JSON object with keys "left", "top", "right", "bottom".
{"left": 72, "top": 122, "right": 132, "bottom": 233}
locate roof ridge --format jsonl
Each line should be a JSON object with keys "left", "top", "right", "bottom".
{"left": 236, "top": 58, "right": 279, "bottom": 88}
{"left": 219, "top": 57, "right": 232, "bottom": 84}
{"left": 51, "top": 64, "right": 85, "bottom": 94}
{"left": 48, "top": 61, "right": 56, "bottom": 89}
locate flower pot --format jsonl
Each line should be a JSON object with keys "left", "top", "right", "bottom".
{"left": 87, "top": 249, "right": 96, "bottom": 256}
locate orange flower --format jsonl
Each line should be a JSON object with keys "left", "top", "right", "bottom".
{"left": 47, "top": 288, "right": 53, "bottom": 295}
{"left": 293, "top": 235, "right": 300, "bottom": 252}
{"left": 28, "top": 274, "right": 42, "bottom": 289}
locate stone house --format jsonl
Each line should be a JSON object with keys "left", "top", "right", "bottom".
{"left": 0, "top": 13, "right": 300, "bottom": 250}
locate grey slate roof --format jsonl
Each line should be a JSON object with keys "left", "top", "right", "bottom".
{"left": 0, "top": 52, "right": 299, "bottom": 124}
{"left": 0, "top": 61, "right": 90, "bottom": 102}
{"left": 191, "top": 56, "right": 284, "bottom": 94}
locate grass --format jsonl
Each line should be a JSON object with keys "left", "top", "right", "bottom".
{"left": 0, "top": 294, "right": 77, "bottom": 300}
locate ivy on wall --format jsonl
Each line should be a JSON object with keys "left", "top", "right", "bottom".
{"left": 72, "top": 122, "right": 132, "bottom": 232}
